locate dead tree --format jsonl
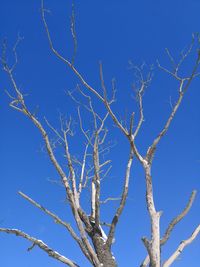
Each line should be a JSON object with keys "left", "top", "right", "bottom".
{"left": 1, "top": 1, "right": 200, "bottom": 267}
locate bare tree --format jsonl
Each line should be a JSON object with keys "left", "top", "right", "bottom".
{"left": 1, "top": 1, "right": 200, "bottom": 267}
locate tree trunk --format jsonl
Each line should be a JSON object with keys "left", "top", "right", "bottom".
{"left": 92, "top": 234, "right": 117, "bottom": 267}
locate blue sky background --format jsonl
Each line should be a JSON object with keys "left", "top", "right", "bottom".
{"left": 0, "top": 0, "right": 200, "bottom": 266}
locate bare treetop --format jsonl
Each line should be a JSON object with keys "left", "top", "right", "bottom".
{"left": 1, "top": 1, "right": 200, "bottom": 267}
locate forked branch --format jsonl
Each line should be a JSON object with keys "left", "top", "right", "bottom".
{"left": 140, "top": 190, "right": 197, "bottom": 267}
{"left": 41, "top": 0, "right": 104, "bottom": 102}
{"left": 2, "top": 44, "right": 100, "bottom": 267}
{"left": 146, "top": 49, "right": 200, "bottom": 165}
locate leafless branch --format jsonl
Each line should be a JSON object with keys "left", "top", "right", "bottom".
{"left": 163, "top": 224, "right": 200, "bottom": 267}
{"left": 131, "top": 65, "right": 153, "bottom": 140}
{"left": 18, "top": 191, "right": 87, "bottom": 252}
{"left": 41, "top": 1, "right": 145, "bottom": 174}
{"left": 99, "top": 62, "right": 128, "bottom": 136}
{"left": 3, "top": 48, "right": 100, "bottom": 267}
{"left": 77, "top": 107, "right": 93, "bottom": 145}
{"left": 93, "top": 137, "right": 101, "bottom": 227}
{"left": 44, "top": 117, "right": 65, "bottom": 142}
{"left": 132, "top": 83, "right": 145, "bottom": 139}
{"left": 62, "top": 129, "right": 79, "bottom": 208}
{"left": 2, "top": 3, "right": 200, "bottom": 266}
{"left": 41, "top": 0, "right": 104, "bottom": 102}
{"left": 100, "top": 222, "right": 111, "bottom": 228}
{"left": 165, "top": 48, "right": 176, "bottom": 70}
{"left": 140, "top": 190, "right": 197, "bottom": 267}
{"left": 146, "top": 50, "right": 200, "bottom": 165}
{"left": 0, "top": 228, "right": 80, "bottom": 267}
{"left": 157, "top": 61, "right": 182, "bottom": 81}
{"left": 101, "top": 165, "right": 112, "bottom": 180}
{"left": 78, "top": 143, "right": 89, "bottom": 197}
{"left": 10, "top": 33, "right": 24, "bottom": 72}
{"left": 161, "top": 190, "right": 197, "bottom": 245}
{"left": 106, "top": 150, "right": 134, "bottom": 248}
{"left": 175, "top": 35, "right": 195, "bottom": 75}
{"left": 140, "top": 255, "right": 150, "bottom": 267}
{"left": 70, "top": 1, "right": 77, "bottom": 65}
{"left": 100, "top": 197, "right": 121, "bottom": 205}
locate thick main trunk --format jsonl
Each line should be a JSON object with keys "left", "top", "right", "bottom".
{"left": 92, "top": 234, "right": 117, "bottom": 267}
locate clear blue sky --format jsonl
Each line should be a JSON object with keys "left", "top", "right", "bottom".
{"left": 1, "top": 0, "right": 200, "bottom": 266}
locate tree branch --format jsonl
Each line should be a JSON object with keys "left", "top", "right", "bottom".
{"left": 140, "top": 190, "right": 197, "bottom": 267}
{"left": 162, "top": 224, "right": 200, "bottom": 267}
{"left": 106, "top": 150, "right": 134, "bottom": 248}
{"left": 18, "top": 191, "right": 90, "bottom": 258}
{"left": 41, "top": 0, "right": 104, "bottom": 102}
{"left": 100, "top": 197, "right": 121, "bottom": 205}
{"left": 161, "top": 190, "right": 197, "bottom": 245}
{"left": 3, "top": 51, "right": 100, "bottom": 267}
{"left": 0, "top": 228, "right": 80, "bottom": 267}
{"left": 70, "top": 1, "right": 77, "bottom": 65}
{"left": 99, "top": 62, "right": 129, "bottom": 136}
{"left": 146, "top": 50, "right": 200, "bottom": 165}
{"left": 78, "top": 143, "right": 89, "bottom": 197}
{"left": 41, "top": 0, "right": 146, "bottom": 174}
